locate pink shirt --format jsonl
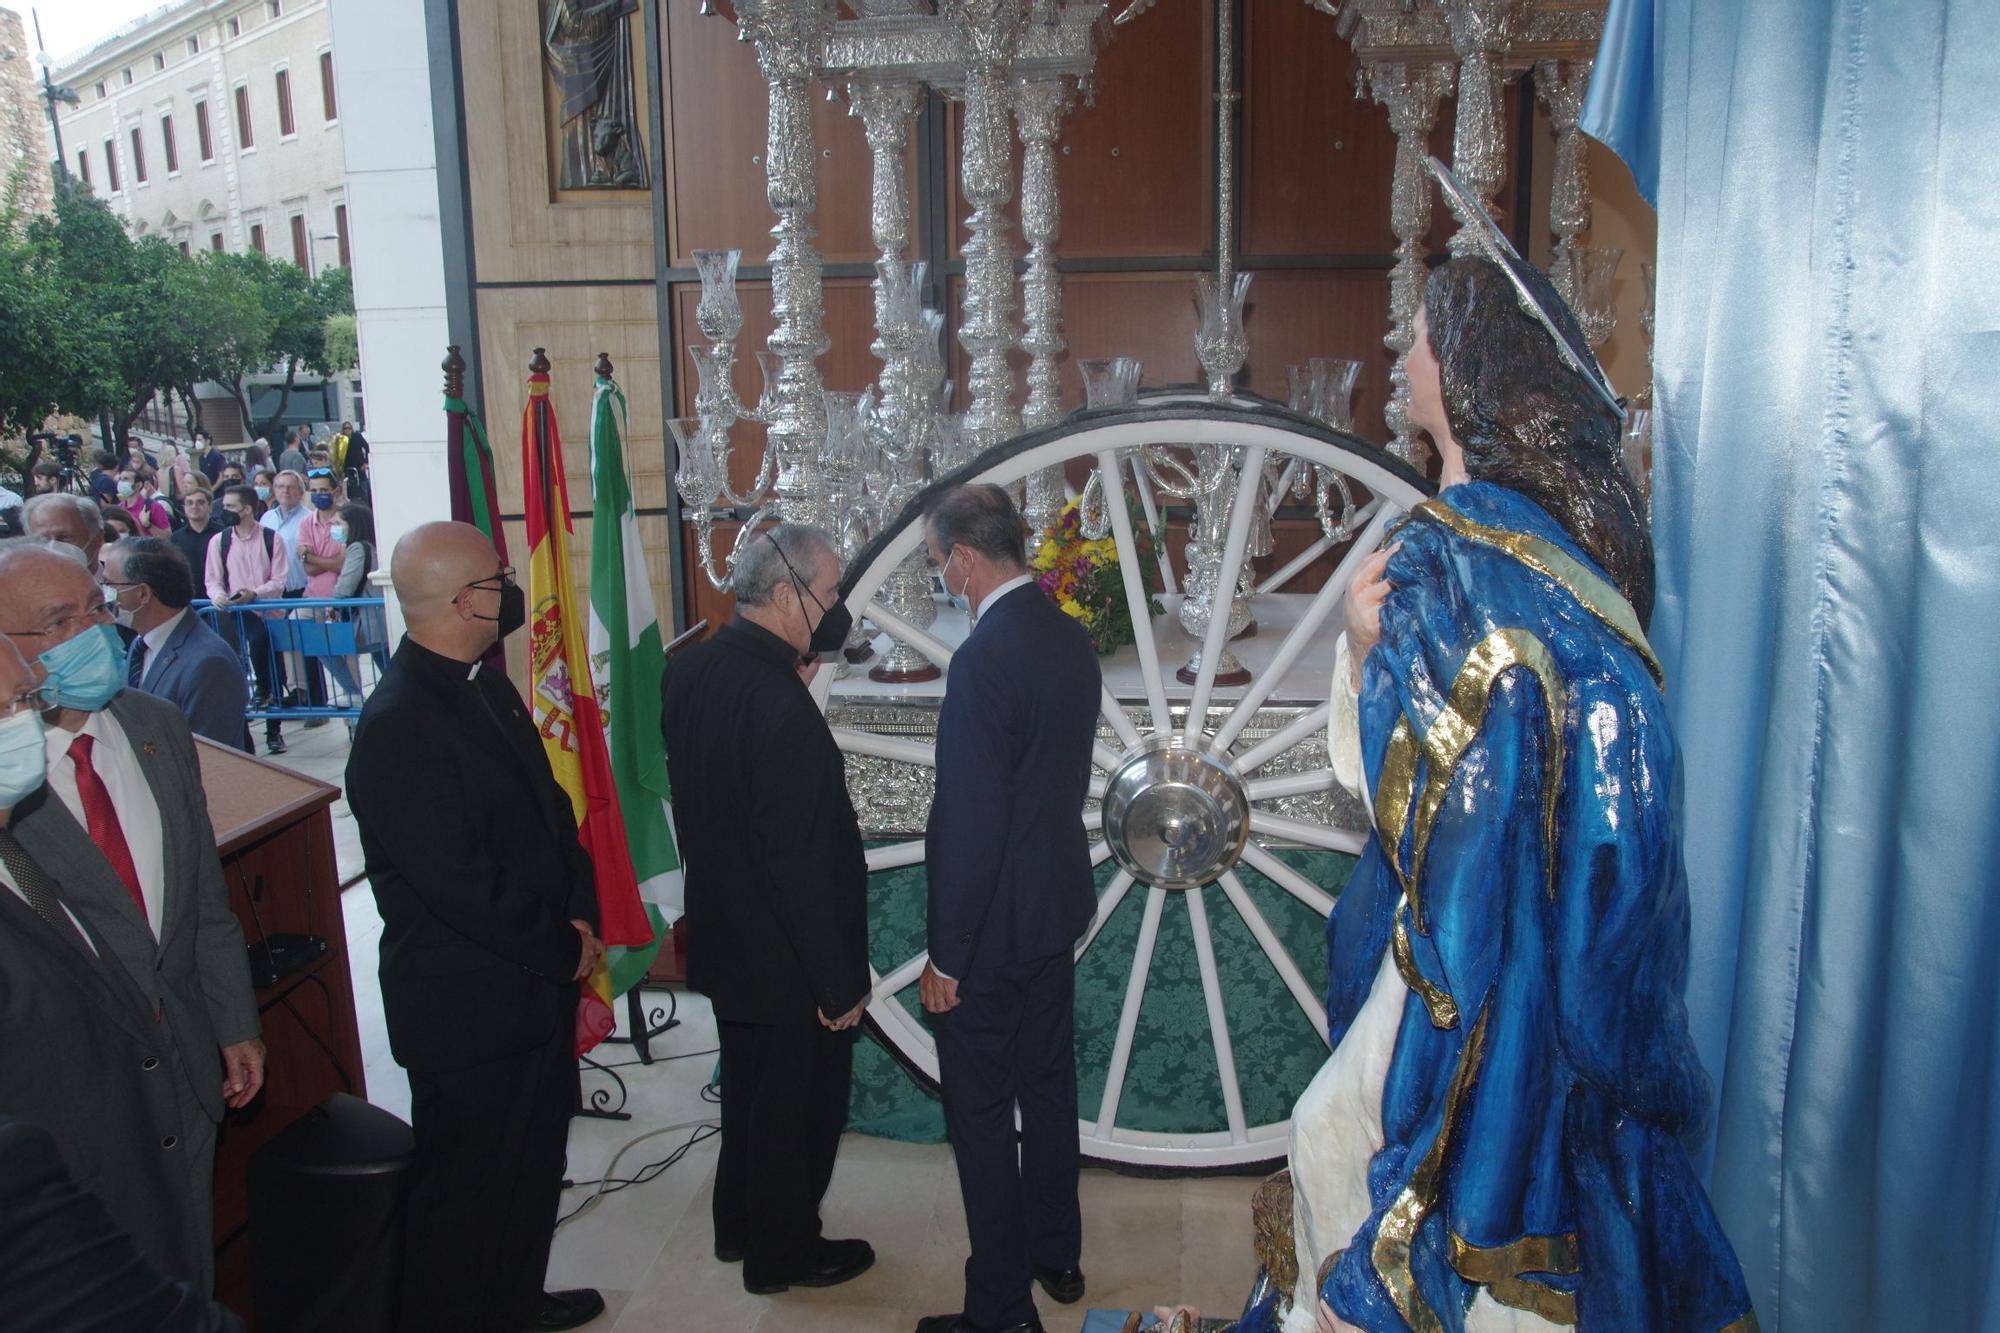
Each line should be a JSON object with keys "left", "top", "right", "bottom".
{"left": 204, "top": 524, "right": 288, "bottom": 604}
{"left": 296, "top": 510, "right": 346, "bottom": 597}
{"left": 123, "top": 495, "right": 172, "bottom": 535}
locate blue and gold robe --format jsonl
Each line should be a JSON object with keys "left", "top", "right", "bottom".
{"left": 1289, "top": 482, "right": 1755, "bottom": 1332}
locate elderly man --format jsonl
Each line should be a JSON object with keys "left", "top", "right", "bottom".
{"left": 24, "top": 491, "right": 107, "bottom": 578}
{"left": 104, "top": 539, "right": 249, "bottom": 751}
{"left": 916, "top": 485, "right": 1102, "bottom": 1333}
{"left": 0, "top": 632, "right": 223, "bottom": 1316}
{"left": 0, "top": 540, "right": 263, "bottom": 1294}
{"left": 345, "top": 521, "right": 605, "bottom": 1333}
{"left": 660, "top": 522, "right": 874, "bottom": 1297}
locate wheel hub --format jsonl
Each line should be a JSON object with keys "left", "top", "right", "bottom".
{"left": 1101, "top": 738, "right": 1251, "bottom": 891}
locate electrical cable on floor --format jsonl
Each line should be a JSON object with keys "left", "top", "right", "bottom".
{"left": 556, "top": 1117, "right": 721, "bottom": 1229}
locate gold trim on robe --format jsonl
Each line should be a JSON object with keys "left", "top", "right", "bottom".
{"left": 1410, "top": 499, "right": 1664, "bottom": 688}
{"left": 1371, "top": 1005, "right": 1492, "bottom": 1333}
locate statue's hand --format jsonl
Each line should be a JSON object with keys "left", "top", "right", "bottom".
{"left": 1343, "top": 541, "right": 1401, "bottom": 689}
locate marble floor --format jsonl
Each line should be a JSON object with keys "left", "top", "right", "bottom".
{"left": 271, "top": 728, "right": 1268, "bottom": 1332}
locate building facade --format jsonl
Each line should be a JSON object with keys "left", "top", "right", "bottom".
{"left": 1, "top": 8, "right": 54, "bottom": 219}
{"left": 53, "top": 0, "right": 347, "bottom": 274}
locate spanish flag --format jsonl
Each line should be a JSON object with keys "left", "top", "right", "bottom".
{"left": 520, "top": 354, "right": 650, "bottom": 1055}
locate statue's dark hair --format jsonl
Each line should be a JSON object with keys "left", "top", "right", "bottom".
{"left": 1424, "top": 256, "right": 1653, "bottom": 625}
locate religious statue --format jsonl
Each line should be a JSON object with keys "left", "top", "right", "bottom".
{"left": 1229, "top": 163, "right": 1758, "bottom": 1333}
{"left": 541, "top": 0, "right": 649, "bottom": 190}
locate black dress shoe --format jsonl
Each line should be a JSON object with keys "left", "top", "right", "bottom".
{"left": 1033, "top": 1264, "right": 1086, "bottom": 1304}
{"left": 743, "top": 1237, "right": 875, "bottom": 1294}
{"left": 913, "top": 1317, "right": 1046, "bottom": 1333}
{"left": 715, "top": 1244, "right": 743, "bottom": 1263}
{"left": 524, "top": 1288, "right": 605, "bottom": 1331}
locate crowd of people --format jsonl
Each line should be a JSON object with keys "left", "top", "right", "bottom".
{"left": 4, "top": 424, "right": 380, "bottom": 757}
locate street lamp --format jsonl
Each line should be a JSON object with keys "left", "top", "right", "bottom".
{"left": 32, "top": 9, "right": 79, "bottom": 187}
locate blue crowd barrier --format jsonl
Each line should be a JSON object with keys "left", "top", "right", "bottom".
{"left": 193, "top": 595, "right": 389, "bottom": 726}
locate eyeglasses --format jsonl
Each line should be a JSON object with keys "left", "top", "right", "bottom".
{"left": 0, "top": 683, "right": 58, "bottom": 718}
{"left": 1, "top": 597, "right": 115, "bottom": 642}
{"left": 461, "top": 567, "right": 517, "bottom": 595}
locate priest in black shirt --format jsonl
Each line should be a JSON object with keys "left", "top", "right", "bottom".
{"left": 660, "top": 522, "right": 875, "bottom": 1297}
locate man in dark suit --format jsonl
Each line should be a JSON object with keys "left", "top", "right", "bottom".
{"left": 0, "top": 631, "right": 218, "bottom": 1305}
{"left": 104, "top": 538, "right": 251, "bottom": 751}
{"left": 660, "top": 522, "right": 875, "bottom": 1297}
{"left": 916, "top": 485, "right": 1103, "bottom": 1333}
{"left": 0, "top": 541, "right": 264, "bottom": 1296}
{"left": 345, "top": 521, "right": 605, "bottom": 1333}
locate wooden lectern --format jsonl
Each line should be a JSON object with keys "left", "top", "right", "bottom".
{"left": 194, "top": 738, "right": 366, "bottom": 1321}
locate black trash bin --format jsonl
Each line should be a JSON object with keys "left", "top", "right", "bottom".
{"left": 247, "top": 1093, "right": 415, "bottom": 1333}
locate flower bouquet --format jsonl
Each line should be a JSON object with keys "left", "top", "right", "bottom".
{"left": 1032, "top": 494, "right": 1166, "bottom": 656}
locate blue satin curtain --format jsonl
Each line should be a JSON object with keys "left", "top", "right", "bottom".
{"left": 1584, "top": 2, "right": 2000, "bottom": 1330}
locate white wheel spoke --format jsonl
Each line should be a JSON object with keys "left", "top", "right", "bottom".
{"left": 1231, "top": 703, "right": 1332, "bottom": 774}
{"left": 1098, "top": 449, "right": 1172, "bottom": 734}
{"left": 864, "top": 598, "right": 955, "bottom": 668}
{"left": 1247, "top": 768, "right": 1339, "bottom": 802}
{"left": 1088, "top": 775, "right": 1108, "bottom": 800}
{"left": 873, "top": 950, "right": 930, "bottom": 999}
{"left": 1093, "top": 741, "right": 1125, "bottom": 774}
{"left": 1082, "top": 807, "right": 1103, "bottom": 835}
{"left": 1100, "top": 687, "right": 1142, "bottom": 750}
{"left": 1184, "top": 445, "right": 1268, "bottom": 741}
{"left": 865, "top": 839, "right": 929, "bottom": 873}
{"left": 1256, "top": 534, "right": 1333, "bottom": 595}
{"left": 1091, "top": 837, "right": 1115, "bottom": 867}
{"left": 1217, "top": 870, "right": 1330, "bottom": 1046}
{"left": 1095, "top": 885, "right": 1168, "bottom": 1138}
{"left": 1249, "top": 810, "right": 1367, "bottom": 855}
{"left": 1074, "top": 867, "right": 1136, "bottom": 961}
{"left": 1186, "top": 889, "right": 1249, "bottom": 1142}
{"left": 830, "top": 728, "right": 936, "bottom": 768}
{"left": 1128, "top": 453, "right": 1176, "bottom": 595}
{"left": 1239, "top": 841, "right": 1339, "bottom": 918}
{"left": 1212, "top": 503, "right": 1399, "bottom": 752}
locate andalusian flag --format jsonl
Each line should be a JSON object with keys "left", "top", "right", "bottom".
{"left": 587, "top": 368, "right": 682, "bottom": 998}
{"left": 520, "top": 360, "right": 650, "bottom": 1054}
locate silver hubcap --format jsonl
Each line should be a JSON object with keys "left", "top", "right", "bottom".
{"left": 1101, "top": 738, "right": 1251, "bottom": 891}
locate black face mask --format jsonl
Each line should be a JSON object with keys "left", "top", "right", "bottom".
{"left": 467, "top": 578, "right": 526, "bottom": 640}
{"left": 807, "top": 596, "right": 853, "bottom": 656}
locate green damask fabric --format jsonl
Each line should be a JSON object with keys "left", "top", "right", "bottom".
{"left": 849, "top": 849, "right": 1358, "bottom": 1143}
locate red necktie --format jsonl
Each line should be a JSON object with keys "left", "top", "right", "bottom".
{"left": 68, "top": 734, "right": 146, "bottom": 923}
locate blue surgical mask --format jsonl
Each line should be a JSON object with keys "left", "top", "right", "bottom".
{"left": 0, "top": 708, "right": 47, "bottom": 808}
{"left": 310, "top": 493, "right": 334, "bottom": 510}
{"left": 255, "top": 485, "right": 272, "bottom": 502}
{"left": 39, "top": 623, "right": 129, "bottom": 713}
{"left": 940, "top": 549, "right": 972, "bottom": 617}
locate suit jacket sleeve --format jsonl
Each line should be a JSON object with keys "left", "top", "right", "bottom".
{"left": 926, "top": 648, "right": 1014, "bottom": 979}
{"left": 178, "top": 645, "right": 250, "bottom": 752}
{"left": 0, "top": 1120, "right": 244, "bottom": 1333}
{"left": 746, "top": 704, "right": 869, "bottom": 1017}
{"left": 347, "top": 721, "right": 582, "bottom": 982}
{"left": 158, "top": 715, "right": 261, "bottom": 1048}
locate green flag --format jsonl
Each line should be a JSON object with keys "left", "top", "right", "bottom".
{"left": 587, "top": 373, "right": 682, "bottom": 995}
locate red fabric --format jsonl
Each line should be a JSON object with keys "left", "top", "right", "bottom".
{"left": 67, "top": 735, "right": 145, "bottom": 922}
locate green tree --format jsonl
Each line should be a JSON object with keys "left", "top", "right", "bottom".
{"left": 2, "top": 179, "right": 119, "bottom": 440}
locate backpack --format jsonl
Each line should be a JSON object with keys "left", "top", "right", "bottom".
{"left": 217, "top": 525, "right": 278, "bottom": 594}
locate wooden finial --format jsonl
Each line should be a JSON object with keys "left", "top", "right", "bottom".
{"left": 594, "top": 351, "right": 615, "bottom": 378}
{"left": 442, "top": 345, "right": 465, "bottom": 397}
{"left": 529, "top": 347, "right": 551, "bottom": 375}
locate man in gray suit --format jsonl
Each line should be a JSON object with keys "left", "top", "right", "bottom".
{"left": 0, "top": 632, "right": 213, "bottom": 1297}
{"left": 0, "top": 540, "right": 263, "bottom": 1293}
{"left": 105, "top": 538, "right": 251, "bottom": 751}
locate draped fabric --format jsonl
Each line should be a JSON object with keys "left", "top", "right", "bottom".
{"left": 1585, "top": 3, "right": 2000, "bottom": 1329}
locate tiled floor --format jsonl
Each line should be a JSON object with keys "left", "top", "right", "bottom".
{"left": 270, "top": 731, "right": 1268, "bottom": 1333}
